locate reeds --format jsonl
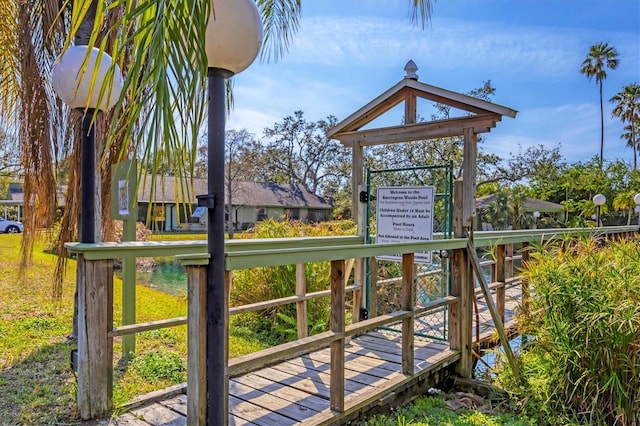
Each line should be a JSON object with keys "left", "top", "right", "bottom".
{"left": 512, "top": 236, "right": 640, "bottom": 425}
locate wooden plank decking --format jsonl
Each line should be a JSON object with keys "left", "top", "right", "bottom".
{"left": 108, "top": 283, "right": 522, "bottom": 426}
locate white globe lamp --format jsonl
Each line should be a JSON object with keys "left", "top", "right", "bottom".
{"left": 52, "top": 46, "right": 123, "bottom": 111}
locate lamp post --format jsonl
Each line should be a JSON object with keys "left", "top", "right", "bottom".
{"left": 532, "top": 211, "right": 540, "bottom": 229}
{"left": 634, "top": 193, "right": 640, "bottom": 231}
{"left": 593, "top": 194, "right": 606, "bottom": 227}
{"left": 201, "top": 2, "right": 262, "bottom": 424}
{"left": 51, "top": 46, "right": 123, "bottom": 243}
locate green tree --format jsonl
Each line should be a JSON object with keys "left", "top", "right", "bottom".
{"left": 610, "top": 83, "right": 640, "bottom": 169}
{"left": 1, "top": 0, "right": 436, "bottom": 248}
{"left": 580, "top": 42, "right": 620, "bottom": 168}
{"left": 262, "top": 111, "right": 349, "bottom": 195}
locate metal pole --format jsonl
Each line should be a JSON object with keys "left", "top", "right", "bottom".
{"left": 206, "top": 68, "right": 227, "bottom": 425}
{"left": 597, "top": 205, "right": 601, "bottom": 227}
{"left": 81, "top": 111, "right": 96, "bottom": 243}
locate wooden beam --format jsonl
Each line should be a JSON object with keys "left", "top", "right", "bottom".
{"left": 450, "top": 179, "right": 473, "bottom": 377}
{"left": 401, "top": 253, "right": 415, "bottom": 375}
{"left": 187, "top": 265, "right": 207, "bottom": 426}
{"left": 462, "top": 128, "right": 478, "bottom": 226}
{"left": 327, "top": 80, "right": 408, "bottom": 136}
{"left": 330, "top": 259, "right": 346, "bottom": 412}
{"left": 466, "top": 239, "right": 520, "bottom": 382}
{"left": 495, "top": 245, "right": 506, "bottom": 324}
{"left": 295, "top": 264, "right": 308, "bottom": 339}
{"left": 405, "top": 89, "right": 417, "bottom": 124}
{"left": 335, "top": 114, "right": 499, "bottom": 147}
{"left": 403, "top": 79, "right": 518, "bottom": 118}
{"left": 77, "top": 257, "right": 113, "bottom": 420}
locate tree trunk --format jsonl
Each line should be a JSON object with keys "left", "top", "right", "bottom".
{"left": 599, "top": 81, "right": 604, "bottom": 169}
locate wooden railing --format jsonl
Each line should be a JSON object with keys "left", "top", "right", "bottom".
{"left": 65, "top": 226, "right": 638, "bottom": 421}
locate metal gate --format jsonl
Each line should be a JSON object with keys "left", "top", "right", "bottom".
{"left": 363, "top": 163, "right": 454, "bottom": 341}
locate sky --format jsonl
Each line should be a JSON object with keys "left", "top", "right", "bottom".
{"left": 225, "top": 0, "right": 640, "bottom": 165}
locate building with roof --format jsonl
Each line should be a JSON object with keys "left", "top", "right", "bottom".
{"left": 137, "top": 176, "right": 333, "bottom": 231}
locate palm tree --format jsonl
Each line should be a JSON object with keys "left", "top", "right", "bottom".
{"left": 610, "top": 83, "right": 640, "bottom": 170}
{"left": 621, "top": 121, "right": 640, "bottom": 166}
{"left": 580, "top": 42, "right": 620, "bottom": 169}
{"left": 2, "top": 0, "right": 436, "bottom": 272}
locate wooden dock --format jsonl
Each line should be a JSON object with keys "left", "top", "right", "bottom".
{"left": 109, "top": 284, "right": 522, "bottom": 426}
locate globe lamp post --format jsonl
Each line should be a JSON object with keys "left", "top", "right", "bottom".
{"left": 51, "top": 46, "right": 123, "bottom": 243}
{"left": 532, "top": 211, "right": 540, "bottom": 229}
{"left": 593, "top": 194, "right": 606, "bottom": 227}
{"left": 201, "top": 1, "right": 262, "bottom": 424}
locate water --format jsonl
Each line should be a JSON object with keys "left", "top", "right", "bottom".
{"left": 121, "top": 260, "right": 188, "bottom": 296}
{"left": 475, "top": 335, "right": 528, "bottom": 378}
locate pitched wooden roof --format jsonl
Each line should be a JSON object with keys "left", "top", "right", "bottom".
{"left": 327, "top": 64, "right": 517, "bottom": 146}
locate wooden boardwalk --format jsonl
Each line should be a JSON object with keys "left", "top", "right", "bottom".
{"left": 108, "top": 284, "right": 522, "bottom": 426}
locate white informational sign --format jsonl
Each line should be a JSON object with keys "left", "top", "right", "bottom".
{"left": 118, "top": 179, "right": 129, "bottom": 216}
{"left": 376, "top": 186, "right": 435, "bottom": 264}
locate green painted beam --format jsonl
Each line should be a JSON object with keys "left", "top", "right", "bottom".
{"left": 65, "top": 235, "right": 364, "bottom": 260}
{"left": 65, "top": 226, "right": 638, "bottom": 269}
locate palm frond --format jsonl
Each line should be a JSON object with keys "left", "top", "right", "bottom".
{"left": 257, "top": 0, "right": 301, "bottom": 63}
{"left": 408, "top": 0, "right": 435, "bottom": 29}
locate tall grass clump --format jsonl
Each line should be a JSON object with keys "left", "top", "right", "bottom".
{"left": 499, "top": 237, "right": 640, "bottom": 425}
{"left": 230, "top": 218, "right": 356, "bottom": 343}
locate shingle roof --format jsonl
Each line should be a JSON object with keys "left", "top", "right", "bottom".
{"left": 137, "top": 176, "right": 332, "bottom": 209}
{"left": 476, "top": 194, "right": 564, "bottom": 213}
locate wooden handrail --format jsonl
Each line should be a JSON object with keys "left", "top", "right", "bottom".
{"left": 68, "top": 225, "right": 637, "bottom": 420}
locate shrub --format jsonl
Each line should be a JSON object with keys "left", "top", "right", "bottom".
{"left": 500, "top": 237, "right": 640, "bottom": 425}
{"left": 229, "top": 218, "right": 354, "bottom": 343}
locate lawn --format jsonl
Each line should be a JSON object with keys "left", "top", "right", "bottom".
{"left": 0, "top": 229, "right": 530, "bottom": 425}
{"left": 0, "top": 233, "right": 265, "bottom": 424}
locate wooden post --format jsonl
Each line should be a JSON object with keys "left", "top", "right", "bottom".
{"left": 353, "top": 258, "right": 364, "bottom": 322}
{"left": 187, "top": 264, "right": 207, "bottom": 426}
{"left": 295, "top": 264, "right": 308, "bottom": 339}
{"left": 369, "top": 259, "right": 378, "bottom": 318}
{"left": 520, "top": 242, "right": 530, "bottom": 318}
{"left": 330, "top": 259, "right": 346, "bottom": 412}
{"left": 449, "top": 178, "right": 473, "bottom": 378}
{"left": 462, "top": 128, "right": 477, "bottom": 227}
{"left": 77, "top": 257, "right": 113, "bottom": 420}
{"left": 401, "top": 253, "right": 415, "bottom": 375}
{"left": 495, "top": 245, "right": 506, "bottom": 323}
{"left": 507, "top": 244, "right": 514, "bottom": 278}
{"left": 121, "top": 218, "right": 137, "bottom": 356}
{"left": 467, "top": 240, "right": 520, "bottom": 382}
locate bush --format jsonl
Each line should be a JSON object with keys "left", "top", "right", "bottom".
{"left": 230, "top": 218, "right": 354, "bottom": 343}
{"left": 500, "top": 237, "right": 640, "bottom": 425}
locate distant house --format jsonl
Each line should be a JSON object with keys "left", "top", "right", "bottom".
{"left": 137, "top": 176, "right": 333, "bottom": 231}
{"left": 0, "top": 183, "right": 24, "bottom": 220}
{"left": 476, "top": 194, "right": 564, "bottom": 230}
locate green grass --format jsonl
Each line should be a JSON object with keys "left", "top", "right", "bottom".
{"left": 0, "top": 233, "right": 267, "bottom": 424}
{"left": 355, "top": 394, "right": 535, "bottom": 426}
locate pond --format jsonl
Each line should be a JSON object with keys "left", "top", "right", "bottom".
{"left": 128, "top": 260, "right": 188, "bottom": 296}
{"left": 474, "top": 335, "right": 527, "bottom": 378}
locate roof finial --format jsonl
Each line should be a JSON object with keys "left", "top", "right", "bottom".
{"left": 404, "top": 60, "right": 418, "bottom": 80}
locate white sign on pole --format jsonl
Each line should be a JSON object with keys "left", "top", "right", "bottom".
{"left": 376, "top": 186, "right": 435, "bottom": 264}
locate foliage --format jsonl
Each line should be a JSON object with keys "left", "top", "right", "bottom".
{"left": 262, "top": 110, "right": 350, "bottom": 196}
{"left": 128, "top": 350, "right": 186, "bottom": 384}
{"left": 355, "top": 394, "right": 534, "bottom": 426}
{"left": 229, "top": 218, "right": 354, "bottom": 343}
{"left": 497, "top": 238, "right": 640, "bottom": 425}
{"left": 610, "top": 83, "right": 640, "bottom": 170}
{"left": 0, "top": 233, "right": 266, "bottom": 423}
